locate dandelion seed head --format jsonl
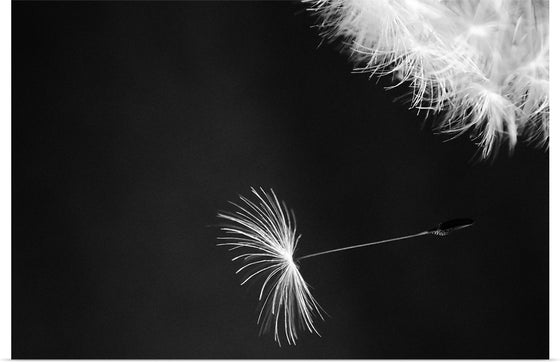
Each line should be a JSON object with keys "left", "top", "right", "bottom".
{"left": 307, "top": 0, "right": 549, "bottom": 158}
{"left": 217, "top": 187, "right": 324, "bottom": 346}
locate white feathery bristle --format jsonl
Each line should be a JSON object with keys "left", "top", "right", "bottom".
{"left": 218, "top": 188, "right": 324, "bottom": 346}
{"left": 307, "top": 0, "right": 549, "bottom": 158}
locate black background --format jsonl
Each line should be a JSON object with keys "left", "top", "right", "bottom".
{"left": 12, "top": 1, "right": 549, "bottom": 359}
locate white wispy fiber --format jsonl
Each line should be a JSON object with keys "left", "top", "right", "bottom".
{"left": 217, "top": 188, "right": 324, "bottom": 346}
{"left": 307, "top": 0, "right": 549, "bottom": 158}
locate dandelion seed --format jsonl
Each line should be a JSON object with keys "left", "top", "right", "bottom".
{"left": 305, "top": 0, "right": 549, "bottom": 158}
{"left": 218, "top": 188, "right": 474, "bottom": 345}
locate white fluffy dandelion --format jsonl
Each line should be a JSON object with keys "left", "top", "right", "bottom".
{"left": 218, "top": 188, "right": 474, "bottom": 345}
{"left": 306, "top": 0, "right": 549, "bottom": 158}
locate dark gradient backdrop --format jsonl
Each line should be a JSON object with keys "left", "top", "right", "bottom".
{"left": 12, "top": 1, "right": 549, "bottom": 359}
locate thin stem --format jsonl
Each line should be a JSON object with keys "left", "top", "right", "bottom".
{"left": 296, "top": 231, "right": 430, "bottom": 261}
